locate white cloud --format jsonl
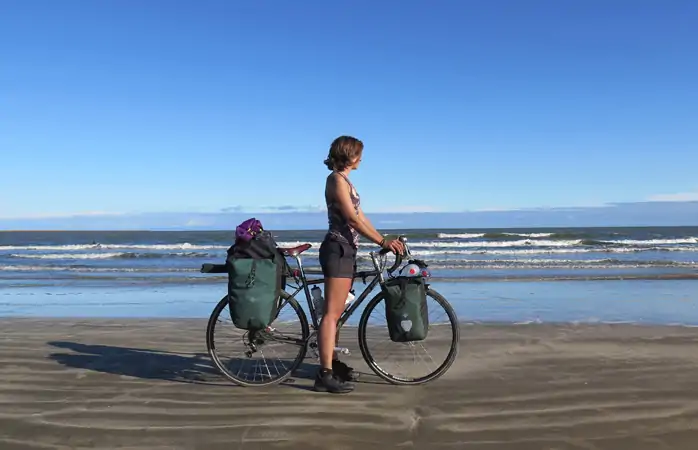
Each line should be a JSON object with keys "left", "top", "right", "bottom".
{"left": 646, "top": 191, "right": 698, "bottom": 202}
{"left": 221, "top": 205, "right": 326, "bottom": 213}
{"left": 469, "top": 207, "right": 519, "bottom": 212}
{"left": 184, "top": 218, "right": 214, "bottom": 227}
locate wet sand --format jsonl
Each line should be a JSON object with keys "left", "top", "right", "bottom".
{"left": 1, "top": 318, "right": 698, "bottom": 449}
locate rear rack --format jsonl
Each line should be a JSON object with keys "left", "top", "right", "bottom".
{"left": 200, "top": 263, "right": 227, "bottom": 274}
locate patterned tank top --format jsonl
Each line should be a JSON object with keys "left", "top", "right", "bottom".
{"left": 326, "top": 171, "right": 360, "bottom": 248}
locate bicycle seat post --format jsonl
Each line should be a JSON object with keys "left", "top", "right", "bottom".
{"left": 292, "top": 253, "right": 306, "bottom": 281}
{"left": 290, "top": 252, "right": 320, "bottom": 322}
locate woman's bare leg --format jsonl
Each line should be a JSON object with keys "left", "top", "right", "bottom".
{"left": 318, "top": 276, "right": 352, "bottom": 370}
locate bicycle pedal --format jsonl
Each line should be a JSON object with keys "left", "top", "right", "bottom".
{"left": 334, "top": 346, "right": 351, "bottom": 356}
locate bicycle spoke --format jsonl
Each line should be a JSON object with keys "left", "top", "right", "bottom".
{"left": 359, "top": 289, "right": 459, "bottom": 384}
{"left": 207, "top": 293, "right": 309, "bottom": 386}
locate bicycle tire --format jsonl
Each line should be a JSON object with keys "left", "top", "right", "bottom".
{"left": 357, "top": 287, "right": 460, "bottom": 385}
{"left": 206, "top": 292, "right": 310, "bottom": 387}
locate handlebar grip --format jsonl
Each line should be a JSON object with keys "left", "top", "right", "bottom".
{"left": 378, "top": 236, "right": 405, "bottom": 273}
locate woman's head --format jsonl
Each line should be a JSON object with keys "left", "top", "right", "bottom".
{"left": 324, "top": 135, "right": 363, "bottom": 172}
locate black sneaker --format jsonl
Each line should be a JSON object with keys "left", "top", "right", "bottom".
{"left": 313, "top": 369, "right": 354, "bottom": 394}
{"left": 332, "top": 359, "right": 358, "bottom": 382}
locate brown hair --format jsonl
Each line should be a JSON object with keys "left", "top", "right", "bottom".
{"left": 323, "top": 135, "right": 363, "bottom": 171}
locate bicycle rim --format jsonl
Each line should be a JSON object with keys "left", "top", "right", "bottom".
{"left": 206, "top": 292, "right": 309, "bottom": 387}
{"left": 358, "top": 288, "right": 460, "bottom": 385}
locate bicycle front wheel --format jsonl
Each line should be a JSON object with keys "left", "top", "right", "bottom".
{"left": 357, "top": 287, "right": 460, "bottom": 385}
{"left": 206, "top": 292, "right": 309, "bottom": 387}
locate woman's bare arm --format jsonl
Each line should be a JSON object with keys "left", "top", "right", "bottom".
{"left": 357, "top": 206, "right": 382, "bottom": 238}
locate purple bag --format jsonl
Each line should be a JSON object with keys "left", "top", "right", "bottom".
{"left": 235, "top": 218, "right": 263, "bottom": 242}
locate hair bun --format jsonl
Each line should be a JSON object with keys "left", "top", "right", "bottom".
{"left": 324, "top": 136, "right": 363, "bottom": 171}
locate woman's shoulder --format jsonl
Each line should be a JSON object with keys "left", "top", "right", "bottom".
{"left": 326, "top": 171, "right": 352, "bottom": 194}
{"left": 326, "top": 171, "right": 344, "bottom": 185}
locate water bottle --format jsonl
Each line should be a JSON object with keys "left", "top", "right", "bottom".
{"left": 311, "top": 286, "right": 324, "bottom": 317}
{"left": 345, "top": 290, "right": 355, "bottom": 305}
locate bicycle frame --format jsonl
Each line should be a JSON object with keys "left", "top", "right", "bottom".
{"left": 282, "top": 237, "right": 411, "bottom": 331}
{"left": 284, "top": 265, "right": 380, "bottom": 331}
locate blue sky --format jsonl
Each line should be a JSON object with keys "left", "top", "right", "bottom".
{"left": 1, "top": 0, "right": 697, "bottom": 228}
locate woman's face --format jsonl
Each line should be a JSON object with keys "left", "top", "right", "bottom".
{"left": 350, "top": 153, "right": 362, "bottom": 170}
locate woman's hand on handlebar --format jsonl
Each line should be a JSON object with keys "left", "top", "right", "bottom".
{"left": 381, "top": 237, "right": 405, "bottom": 255}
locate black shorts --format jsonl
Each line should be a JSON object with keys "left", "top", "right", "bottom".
{"left": 319, "top": 238, "right": 356, "bottom": 279}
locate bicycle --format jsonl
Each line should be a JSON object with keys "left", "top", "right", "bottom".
{"left": 201, "top": 236, "right": 460, "bottom": 387}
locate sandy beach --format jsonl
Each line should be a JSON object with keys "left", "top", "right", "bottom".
{"left": 2, "top": 318, "right": 698, "bottom": 449}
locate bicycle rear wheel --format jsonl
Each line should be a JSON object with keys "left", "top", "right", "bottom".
{"left": 357, "top": 287, "right": 459, "bottom": 385}
{"left": 206, "top": 291, "right": 309, "bottom": 387}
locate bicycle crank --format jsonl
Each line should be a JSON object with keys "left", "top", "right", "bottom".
{"left": 307, "top": 334, "right": 320, "bottom": 359}
{"left": 307, "top": 334, "right": 351, "bottom": 359}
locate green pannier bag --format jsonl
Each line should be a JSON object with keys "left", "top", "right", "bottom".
{"left": 382, "top": 275, "right": 429, "bottom": 342}
{"left": 226, "top": 225, "right": 286, "bottom": 331}
{"left": 227, "top": 257, "right": 280, "bottom": 331}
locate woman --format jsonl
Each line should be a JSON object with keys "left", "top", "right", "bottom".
{"left": 314, "top": 135, "right": 405, "bottom": 394}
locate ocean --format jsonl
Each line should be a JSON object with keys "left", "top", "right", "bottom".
{"left": 1, "top": 226, "right": 697, "bottom": 324}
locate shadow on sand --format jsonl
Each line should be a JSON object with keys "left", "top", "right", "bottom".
{"left": 46, "top": 341, "right": 383, "bottom": 389}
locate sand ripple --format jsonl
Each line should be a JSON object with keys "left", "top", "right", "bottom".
{"left": 1, "top": 319, "right": 698, "bottom": 449}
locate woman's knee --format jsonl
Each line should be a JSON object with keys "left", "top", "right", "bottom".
{"left": 324, "top": 276, "right": 352, "bottom": 314}
{"left": 324, "top": 314, "right": 342, "bottom": 325}
{"left": 322, "top": 301, "right": 344, "bottom": 323}
{"left": 323, "top": 292, "right": 349, "bottom": 321}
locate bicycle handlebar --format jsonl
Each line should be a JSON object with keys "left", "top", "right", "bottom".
{"left": 377, "top": 235, "right": 408, "bottom": 273}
